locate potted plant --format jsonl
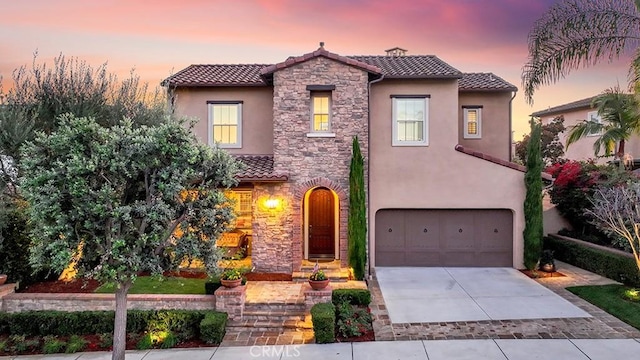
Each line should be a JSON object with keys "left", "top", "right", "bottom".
{"left": 220, "top": 268, "right": 244, "bottom": 288}
{"left": 538, "top": 250, "right": 556, "bottom": 273}
{"left": 0, "top": 274, "right": 6, "bottom": 285}
{"left": 309, "top": 263, "right": 330, "bottom": 290}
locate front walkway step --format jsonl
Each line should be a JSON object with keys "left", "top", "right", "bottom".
{"left": 292, "top": 268, "right": 351, "bottom": 282}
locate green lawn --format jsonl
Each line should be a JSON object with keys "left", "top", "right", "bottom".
{"left": 95, "top": 276, "right": 208, "bottom": 295}
{"left": 566, "top": 284, "right": 640, "bottom": 330}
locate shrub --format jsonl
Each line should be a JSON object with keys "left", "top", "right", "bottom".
{"left": 136, "top": 333, "right": 154, "bottom": 350}
{"left": 523, "top": 119, "right": 543, "bottom": 270}
{"left": 65, "top": 335, "right": 88, "bottom": 353}
{"left": 99, "top": 333, "right": 113, "bottom": 348}
{"left": 5, "top": 310, "right": 208, "bottom": 338}
{"left": 335, "top": 301, "right": 372, "bottom": 339}
{"left": 547, "top": 161, "right": 635, "bottom": 236}
{"left": 310, "top": 302, "right": 335, "bottom": 344}
{"left": 545, "top": 235, "right": 640, "bottom": 287}
{"left": 204, "top": 280, "right": 222, "bottom": 295}
{"left": 332, "top": 289, "right": 371, "bottom": 306}
{"left": 199, "top": 312, "right": 228, "bottom": 344}
{"left": 0, "top": 199, "right": 35, "bottom": 285}
{"left": 160, "top": 331, "right": 179, "bottom": 349}
{"left": 42, "top": 335, "right": 65, "bottom": 354}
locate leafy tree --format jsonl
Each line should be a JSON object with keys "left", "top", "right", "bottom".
{"left": 20, "top": 115, "right": 239, "bottom": 360}
{"left": 348, "top": 136, "right": 367, "bottom": 280}
{"left": 588, "top": 182, "right": 640, "bottom": 272}
{"left": 0, "top": 53, "right": 169, "bottom": 194}
{"left": 522, "top": 0, "right": 640, "bottom": 103}
{"left": 566, "top": 87, "right": 640, "bottom": 159}
{"left": 523, "top": 119, "right": 544, "bottom": 270}
{"left": 515, "top": 116, "right": 565, "bottom": 166}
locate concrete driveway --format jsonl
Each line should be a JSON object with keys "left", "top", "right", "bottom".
{"left": 376, "top": 267, "right": 591, "bottom": 323}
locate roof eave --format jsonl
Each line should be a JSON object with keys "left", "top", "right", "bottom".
{"left": 459, "top": 87, "right": 518, "bottom": 92}
{"left": 164, "top": 82, "right": 268, "bottom": 88}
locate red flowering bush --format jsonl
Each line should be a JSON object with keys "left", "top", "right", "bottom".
{"left": 548, "top": 161, "right": 637, "bottom": 241}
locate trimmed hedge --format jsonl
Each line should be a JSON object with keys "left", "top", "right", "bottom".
{"left": 545, "top": 236, "right": 640, "bottom": 287}
{"left": 310, "top": 302, "right": 336, "bottom": 344}
{"left": 1, "top": 309, "right": 222, "bottom": 340}
{"left": 199, "top": 312, "right": 228, "bottom": 344}
{"left": 332, "top": 289, "right": 371, "bottom": 306}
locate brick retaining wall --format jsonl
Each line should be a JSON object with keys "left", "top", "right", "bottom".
{"left": 1, "top": 293, "right": 216, "bottom": 313}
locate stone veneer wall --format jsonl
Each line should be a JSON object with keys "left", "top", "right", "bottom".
{"left": 251, "top": 183, "right": 294, "bottom": 273}
{"left": 269, "top": 56, "right": 370, "bottom": 272}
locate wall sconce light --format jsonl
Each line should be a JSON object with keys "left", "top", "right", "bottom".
{"left": 265, "top": 197, "right": 280, "bottom": 209}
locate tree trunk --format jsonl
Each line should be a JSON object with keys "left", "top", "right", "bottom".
{"left": 618, "top": 139, "right": 626, "bottom": 159}
{"left": 112, "top": 281, "right": 131, "bottom": 360}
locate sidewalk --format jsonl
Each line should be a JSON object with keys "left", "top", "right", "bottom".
{"left": 4, "top": 338, "right": 640, "bottom": 359}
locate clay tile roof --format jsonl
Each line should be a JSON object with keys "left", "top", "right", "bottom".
{"left": 459, "top": 73, "right": 517, "bottom": 92}
{"left": 455, "top": 145, "right": 553, "bottom": 181}
{"left": 260, "top": 48, "right": 383, "bottom": 79}
{"left": 349, "top": 55, "right": 462, "bottom": 78}
{"left": 234, "top": 155, "right": 288, "bottom": 182}
{"left": 162, "top": 64, "right": 268, "bottom": 87}
{"left": 531, "top": 96, "right": 596, "bottom": 117}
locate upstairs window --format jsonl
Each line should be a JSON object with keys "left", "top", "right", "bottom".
{"left": 311, "top": 93, "right": 331, "bottom": 133}
{"left": 392, "top": 96, "right": 429, "bottom": 146}
{"left": 586, "top": 110, "right": 603, "bottom": 136}
{"left": 208, "top": 102, "right": 242, "bottom": 148}
{"left": 463, "top": 107, "right": 482, "bottom": 139}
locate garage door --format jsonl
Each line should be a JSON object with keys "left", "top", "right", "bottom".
{"left": 375, "top": 209, "right": 513, "bottom": 267}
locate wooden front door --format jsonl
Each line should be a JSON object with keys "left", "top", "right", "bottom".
{"left": 308, "top": 187, "right": 335, "bottom": 258}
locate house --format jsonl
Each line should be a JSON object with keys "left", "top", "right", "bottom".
{"left": 531, "top": 96, "right": 640, "bottom": 162}
{"left": 163, "top": 44, "right": 529, "bottom": 274}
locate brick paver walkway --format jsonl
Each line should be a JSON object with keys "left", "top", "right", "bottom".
{"left": 369, "top": 262, "right": 640, "bottom": 341}
{"left": 220, "top": 280, "right": 367, "bottom": 347}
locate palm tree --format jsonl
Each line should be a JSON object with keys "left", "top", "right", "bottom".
{"left": 522, "top": 0, "right": 640, "bottom": 104}
{"left": 566, "top": 87, "right": 640, "bottom": 158}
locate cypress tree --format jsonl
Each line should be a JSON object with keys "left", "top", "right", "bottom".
{"left": 523, "top": 118, "right": 544, "bottom": 270}
{"left": 348, "top": 136, "right": 367, "bottom": 280}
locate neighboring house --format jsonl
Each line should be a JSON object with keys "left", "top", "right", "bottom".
{"left": 163, "top": 45, "right": 529, "bottom": 274}
{"left": 531, "top": 96, "right": 640, "bottom": 163}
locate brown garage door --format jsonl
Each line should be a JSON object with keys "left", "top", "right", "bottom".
{"left": 375, "top": 209, "right": 513, "bottom": 267}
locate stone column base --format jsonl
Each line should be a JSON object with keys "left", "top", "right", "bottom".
{"left": 303, "top": 284, "right": 333, "bottom": 311}
{"left": 214, "top": 285, "right": 246, "bottom": 320}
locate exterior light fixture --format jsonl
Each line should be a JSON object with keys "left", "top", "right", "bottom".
{"left": 265, "top": 197, "right": 280, "bottom": 209}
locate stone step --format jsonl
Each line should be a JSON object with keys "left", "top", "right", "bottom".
{"left": 241, "top": 310, "right": 307, "bottom": 322}
{"left": 244, "top": 302, "right": 307, "bottom": 312}
{"left": 300, "top": 262, "right": 342, "bottom": 271}
{"left": 292, "top": 269, "right": 350, "bottom": 282}
{"left": 227, "top": 317, "right": 313, "bottom": 331}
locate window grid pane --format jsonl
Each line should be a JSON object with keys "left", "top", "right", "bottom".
{"left": 467, "top": 109, "right": 478, "bottom": 135}
{"left": 312, "top": 94, "right": 330, "bottom": 132}
{"left": 211, "top": 104, "right": 240, "bottom": 145}
{"left": 395, "top": 98, "right": 425, "bottom": 143}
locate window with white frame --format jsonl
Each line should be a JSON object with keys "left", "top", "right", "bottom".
{"left": 586, "top": 110, "right": 603, "bottom": 136}
{"left": 208, "top": 102, "right": 242, "bottom": 148}
{"left": 463, "top": 107, "right": 482, "bottom": 139}
{"left": 311, "top": 93, "right": 331, "bottom": 133}
{"left": 392, "top": 96, "right": 429, "bottom": 146}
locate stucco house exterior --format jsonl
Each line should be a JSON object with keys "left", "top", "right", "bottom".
{"left": 532, "top": 96, "right": 640, "bottom": 163}
{"left": 163, "top": 45, "right": 529, "bottom": 275}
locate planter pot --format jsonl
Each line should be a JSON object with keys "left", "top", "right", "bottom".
{"left": 308, "top": 279, "right": 330, "bottom": 290}
{"left": 539, "top": 263, "right": 556, "bottom": 273}
{"left": 0, "top": 274, "right": 7, "bottom": 285}
{"left": 220, "top": 278, "right": 242, "bottom": 288}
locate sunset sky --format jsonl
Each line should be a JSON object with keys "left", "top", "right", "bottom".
{"left": 0, "top": 0, "right": 633, "bottom": 139}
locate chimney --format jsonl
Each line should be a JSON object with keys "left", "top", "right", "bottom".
{"left": 385, "top": 47, "right": 407, "bottom": 57}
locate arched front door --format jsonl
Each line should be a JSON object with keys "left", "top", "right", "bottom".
{"left": 308, "top": 187, "right": 335, "bottom": 258}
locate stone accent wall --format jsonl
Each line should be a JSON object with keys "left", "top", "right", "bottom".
{"left": 251, "top": 183, "right": 294, "bottom": 273}
{"left": 269, "top": 56, "right": 370, "bottom": 272}
{"left": 1, "top": 293, "right": 215, "bottom": 313}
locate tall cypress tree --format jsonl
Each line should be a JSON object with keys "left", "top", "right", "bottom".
{"left": 523, "top": 118, "right": 544, "bottom": 270}
{"left": 348, "top": 136, "right": 367, "bottom": 280}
